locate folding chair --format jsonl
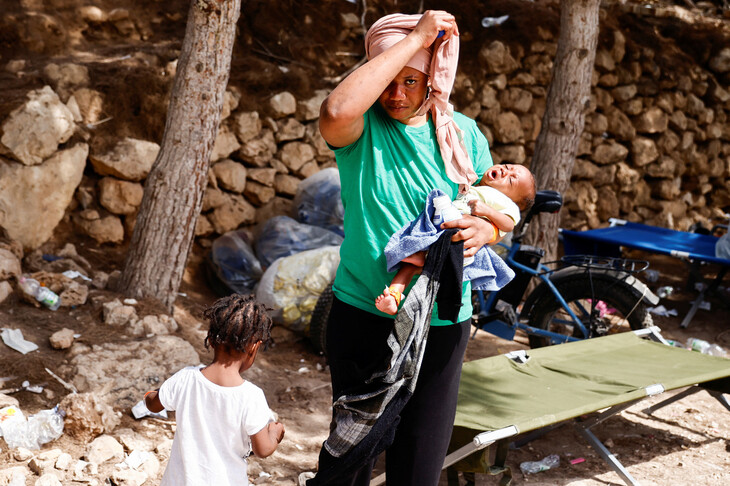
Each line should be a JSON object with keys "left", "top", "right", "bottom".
{"left": 441, "top": 327, "right": 730, "bottom": 486}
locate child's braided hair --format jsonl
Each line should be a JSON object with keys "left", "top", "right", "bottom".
{"left": 203, "top": 293, "right": 272, "bottom": 353}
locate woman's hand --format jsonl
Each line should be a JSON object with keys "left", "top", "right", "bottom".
{"left": 440, "top": 214, "right": 498, "bottom": 257}
{"left": 411, "top": 10, "right": 459, "bottom": 48}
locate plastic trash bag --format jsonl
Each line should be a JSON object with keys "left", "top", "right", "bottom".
{"left": 208, "top": 229, "right": 263, "bottom": 294}
{"left": 1, "top": 406, "right": 64, "bottom": 450}
{"left": 256, "top": 246, "right": 340, "bottom": 333}
{"left": 254, "top": 215, "right": 343, "bottom": 268}
{"left": 293, "top": 168, "right": 344, "bottom": 236}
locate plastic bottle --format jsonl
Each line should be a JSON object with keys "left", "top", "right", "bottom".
{"left": 685, "top": 338, "right": 727, "bottom": 357}
{"left": 520, "top": 454, "right": 560, "bottom": 474}
{"left": 432, "top": 196, "right": 474, "bottom": 266}
{"left": 18, "top": 276, "right": 61, "bottom": 311}
{"left": 432, "top": 195, "right": 462, "bottom": 227}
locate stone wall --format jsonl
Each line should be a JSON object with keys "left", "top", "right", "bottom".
{"left": 1, "top": 4, "right": 729, "bottom": 252}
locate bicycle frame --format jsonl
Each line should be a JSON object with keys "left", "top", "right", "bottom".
{"left": 473, "top": 239, "right": 589, "bottom": 345}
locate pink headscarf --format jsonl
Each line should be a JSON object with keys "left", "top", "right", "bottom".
{"left": 365, "top": 13, "right": 477, "bottom": 194}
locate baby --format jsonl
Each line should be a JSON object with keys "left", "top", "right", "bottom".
{"left": 375, "top": 164, "right": 536, "bottom": 315}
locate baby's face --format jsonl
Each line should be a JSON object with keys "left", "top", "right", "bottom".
{"left": 480, "top": 164, "right": 533, "bottom": 207}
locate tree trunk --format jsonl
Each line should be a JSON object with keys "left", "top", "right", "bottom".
{"left": 526, "top": 0, "right": 600, "bottom": 262}
{"left": 117, "top": 0, "right": 241, "bottom": 312}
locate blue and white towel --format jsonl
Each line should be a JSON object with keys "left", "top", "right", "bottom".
{"left": 384, "top": 189, "right": 515, "bottom": 291}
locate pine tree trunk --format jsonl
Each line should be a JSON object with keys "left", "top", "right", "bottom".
{"left": 526, "top": 0, "right": 600, "bottom": 262}
{"left": 117, "top": 0, "right": 241, "bottom": 312}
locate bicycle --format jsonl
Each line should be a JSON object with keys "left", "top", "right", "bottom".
{"left": 472, "top": 190, "right": 659, "bottom": 348}
{"left": 309, "top": 190, "right": 660, "bottom": 353}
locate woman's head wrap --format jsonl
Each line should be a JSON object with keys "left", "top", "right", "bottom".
{"left": 365, "top": 13, "right": 477, "bottom": 194}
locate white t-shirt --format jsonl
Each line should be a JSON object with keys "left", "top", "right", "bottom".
{"left": 157, "top": 365, "right": 272, "bottom": 486}
{"left": 453, "top": 185, "right": 521, "bottom": 237}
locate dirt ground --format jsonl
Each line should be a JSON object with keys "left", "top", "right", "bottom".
{"left": 1, "top": 0, "right": 729, "bottom": 484}
{"left": 1, "top": 234, "right": 729, "bottom": 485}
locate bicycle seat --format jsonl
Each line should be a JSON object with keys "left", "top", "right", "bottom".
{"left": 531, "top": 190, "right": 563, "bottom": 214}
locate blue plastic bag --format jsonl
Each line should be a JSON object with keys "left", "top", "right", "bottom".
{"left": 293, "top": 168, "right": 344, "bottom": 236}
{"left": 254, "top": 215, "right": 343, "bottom": 268}
{"left": 209, "top": 229, "right": 263, "bottom": 294}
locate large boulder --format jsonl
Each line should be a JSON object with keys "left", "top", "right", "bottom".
{"left": 0, "top": 86, "right": 76, "bottom": 166}
{"left": 0, "top": 144, "right": 88, "bottom": 250}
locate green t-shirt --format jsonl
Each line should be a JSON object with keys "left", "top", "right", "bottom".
{"left": 332, "top": 103, "right": 493, "bottom": 325}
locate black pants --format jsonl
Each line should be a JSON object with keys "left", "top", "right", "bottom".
{"left": 318, "top": 296, "right": 471, "bottom": 486}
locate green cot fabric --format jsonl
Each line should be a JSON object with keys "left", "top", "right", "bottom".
{"left": 454, "top": 331, "right": 730, "bottom": 437}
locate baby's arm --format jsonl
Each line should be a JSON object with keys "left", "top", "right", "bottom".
{"left": 468, "top": 200, "right": 515, "bottom": 233}
{"left": 144, "top": 390, "right": 164, "bottom": 413}
{"left": 251, "top": 421, "right": 285, "bottom": 458}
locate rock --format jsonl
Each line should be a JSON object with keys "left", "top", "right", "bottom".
{"left": 43, "top": 63, "right": 90, "bottom": 100}
{"left": 238, "top": 130, "right": 277, "bottom": 166}
{"left": 85, "top": 435, "right": 124, "bottom": 464}
{"left": 479, "top": 41, "right": 520, "bottom": 75}
{"left": 111, "top": 469, "right": 148, "bottom": 486}
{"left": 270, "top": 91, "right": 297, "bottom": 118}
{"left": 1, "top": 86, "right": 76, "bottom": 166}
{"left": 69, "top": 87, "right": 104, "bottom": 124}
{"left": 89, "top": 138, "right": 160, "bottom": 182}
{"left": 244, "top": 181, "right": 276, "bottom": 206}
{"left": 0, "top": 248, "right": 21, "bottom": 280}
{"left": 13, "top": 447, "right": 33, "bottom": 461}
{"left": 279, "top": 141, "right": 316, "bottom": 172}
{"left": 497, "top": 87, "right": 533, "bottom": 114}
{"left": 103, "top": 299, "right": 138, "bottom": 326}
{"left": 594, "top": 48, "right": 615, "bottom": 71}
{"left": 98, "top": 177, "right": 144, "bottom": 215}
{"left": 274, "top": 174, "right": 300, "bottom": 197}
{"left": 297, "top": 89, "right": 328, "bottom": 121}
{"left": 492, "top": 111, "right": 524, "bottom": 144}
{"left": 276, "top": 117, "right": 306, "bottom": 142}
{"left": 633, "top": 106, "right": 668, "bottom": 133}
{"left": 35, "top": 474, "right": 63, "bottom": 486}
{"left": 140, "top": 315, "right": 178, "bottom": 335}
{"left": 709, "top": 46, "right": 730, "bottom": 73}
{"left": 116, "top": 428, "right": 155, "bottom": 453}
{"left": 49, "top": 328, "right": 75, "bottom": 349}
{"left": 630, "top": 137, "right": 659, "bottom": 167}
{"left": 0, "top": 280, "right": 12, "bottom": 305}
{"left": 592, "top": 141, "right": 628, "bottom": 165}
{"left": 55, "top": 453, "right": 73, "bottom": 471}
{"left": 605, "top": 106, "right": 636, "bottom": 141}
{"left": 67, "top": 335, "right": 199, "bottom": 409}
{"left": 60, "top": 392, "right": 118, "bottom": 441}
{"left": 209, "top": 125, "right": 241, "bottom": 163}
{"left": 221, "top": 89, "right": 240, "bottom": 120}
{"left": 72, "top": 209, "right": 125, "bottom": 245}
{"left": 247, "top": 167, "right": 277, "bottom": 187}
{"left": 233, "top": 111, "right": 262, "bottom": 143}
{"left": 0, "top": 144, "right": 88, "bottom": 250}
{"left": 208, "top": 193, "right": 256, "bottom": 234}
{"left": 255, "top": 197, "right": 294, "bottom": 224}
{"left": 212, "top": 159, "right": 247, "bottom": 193}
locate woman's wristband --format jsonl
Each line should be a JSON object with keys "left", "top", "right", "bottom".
{"left": 486, "top": 220, "right": 499, "bottom": 245}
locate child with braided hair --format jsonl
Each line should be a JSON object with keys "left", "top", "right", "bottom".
{"left": 144, "top": 293, "right": 285, "bottom": 486}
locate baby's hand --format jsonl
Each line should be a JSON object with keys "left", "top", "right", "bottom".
{"left": 468, "top": 200, "right": 489, "bottom": 217}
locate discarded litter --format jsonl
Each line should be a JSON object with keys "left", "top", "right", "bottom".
{"left": 62, "top": 270, "right": 92, "bottom": 281}
{"left": 0, "top": 405, "right": 26, "bottom": 437}
{"left": 131, "top": 400, "right": 168, "bottom": 420}
{"left": 0, "top": 405, "right": 64, "bottom": 450}
{"left": 21, "top": 381, "right": 44, "bottom": 394}
{"left": 124, "top": 449, "right": 153, "bottom": 470}
{"left": 481, "top": 15, "right": 509, "bottom": 28}
{"left": 569, "top": 457, "right": 585, "bottom": 465}
{"left": 18, "top": 276, "right": 61, "bottom": 311}
{"left": 643, "top": 269, "right": 659, "bottom": 282}
{"left": 686, "top": 338, "right": 727, "bottom": 357}
{"left": 1, "top": 328, "right": 39, "bottom": 354}
{"left": 520, "top": 453, "right": 560, "bottom": 474}
{"left": 656, "top": 286, "right": 673, "bottom": 299}
{"left": 647, "top": 305, "right": 678, "bottom": 317}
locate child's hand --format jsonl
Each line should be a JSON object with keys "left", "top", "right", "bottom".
{"left": 269, "top": 421, "right": 285, "bottom": 444}
{"left": 468, "top": 200, "right": 489, "bottom": 217}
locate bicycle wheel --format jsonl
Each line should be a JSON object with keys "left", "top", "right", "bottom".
{"left": 527, "top": 273, "right": 653, "bottom": 348}
{"left": 309, "top": 282, "right": 334, "bottom": 355}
